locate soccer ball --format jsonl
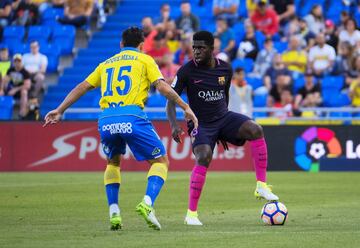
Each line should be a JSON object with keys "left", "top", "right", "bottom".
{"left": 261, "top": 201, "right": 288, "bottom": 225}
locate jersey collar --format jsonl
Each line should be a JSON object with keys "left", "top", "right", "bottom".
{"left": 121, "top": 47, "right": 139, "bottom": 52}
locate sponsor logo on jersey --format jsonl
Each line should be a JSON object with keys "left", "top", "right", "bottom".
{"left": 198, "top": 90, "right": 225, "bottom": 102}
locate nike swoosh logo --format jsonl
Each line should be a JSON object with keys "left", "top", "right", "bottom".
{"left": 194, "top": 80, "right": 203, "bottom": 83}
{"left": 28, "top": 128, "right": 94, "bottom": 167}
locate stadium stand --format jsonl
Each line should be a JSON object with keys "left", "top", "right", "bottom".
{"left": 1, "top": 0, "right": 360, "bottom": 121}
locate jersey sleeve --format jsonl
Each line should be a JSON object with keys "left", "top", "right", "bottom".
{"left": 85, "top": 64, "right": 102, "bottom": 88}
{"left": 146, "top": 56, "right": 164, "bottom": 84}
{"left": 171, "top": 65, "right": 188, "bottom": 95}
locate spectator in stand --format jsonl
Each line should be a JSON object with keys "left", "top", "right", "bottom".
{"left": 147, "top": 33, "right": 170, "bottom": 67}
{"left": 236, "top": 22, "right": 259, "bottom": 60}
{"left": 324, "top": 19, "right": 338, "bottom": 53}
{"left": 282, "top": 35, "right": 307, "bottom": 76}
{"left": 0, "top": 0, "right": 12, "bottom": 38}
{"left": 174, "top": 35, "right": 193, "bottom": 65}
{"left": 214, "top": 18, "right": 235, "bottom": 58}
{"left": 12, "top": 0, "right": 39, "bottom": 26}
{"left": 0, "top": 47, "right": 11, "bottom": 80}
{"left": 308, "top": 33, "right": 336, "bottom": 77}
{"left": 1, "top": 54, "right": 31, "bottom": 118}
{"left": 22, "top": 41, "right": 48, "bottom": 98}
{"left": 267, "top": 74, "right": 291, "bottom": 106}
{"left": 294, "top": 72, "right": 322, "bottom": 109}
{"left": 212, "top": 0, "right": 239, "bottom": 27}
{"left": 250, "top": 0, "right": 279, "bottom": 37}
{"left": 304, "top": 4, "right": 325, "bottom": 35}
{"left": 333, "top": 41, "right": 353, "bottom": 76}
{"left": 269, "top": 0, "right": 295, "bottom": 26}
{"left": 175, "top": 1, "right": 200, "bottom": 35}
{"left": 154, "top": 3, "right": 172, "bottom": 26}
{"left": 284, "top": 17, "right": 299, "bottom": 39}
{"left": 165, "top": 21, "right": 181, "bottom": 53}
{"left": 213, "top": 36, "right": 229, "bottom": 62}
{"left": 57, "top": 0, "right": 93, "bottom": 28}
{"left": 251, "top": 38, "right": 277, "bottom": 78}
{"left": 228, "top": 67, "right": 253, "bottom": 117}
{"left": 142, "top": 17, "right": 158, "bottom": 54}
{"left": 264, "top": 54, "right": 291, "bottom": 90}
{"left": 297, "top": 18, "right": 316, "bottom": 51}
{"left": 339, "top": 18, "right": 360, "bottom": 47}
{"left": 349, "top": 74, "right": 360, "bottom": 107}
{"left": 337, "top": 11, "right": 351, "bottom": 35}
{"left": 160, "top": 53, "right": 180, "bottom": 85}
{"left": 272, "top": 88, "right": 294, "bottom": 118}
{"left": 346, "top": 55, "right": 360, "bottom": 89}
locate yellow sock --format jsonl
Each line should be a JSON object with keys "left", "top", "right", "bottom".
{"left": 147, "top": 162, "right": 168, "bottom": 181}
{"left": 104, "top": 164, "right": 121, "bottom": 185}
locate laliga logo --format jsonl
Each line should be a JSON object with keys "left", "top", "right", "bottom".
{"left": 294, "top": 127, "right": 342, "bottom": 171}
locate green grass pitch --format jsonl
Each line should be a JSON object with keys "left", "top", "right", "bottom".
{"left": 0, "top": 172, "right": 359, "bottom": 248}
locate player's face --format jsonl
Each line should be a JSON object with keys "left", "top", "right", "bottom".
{"left": 193, "top": 41, "right": 213, "bottom": 65}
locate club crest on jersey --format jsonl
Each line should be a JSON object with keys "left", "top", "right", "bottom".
{"left": 218, "top": 76, "right": 226, "bottom": 85}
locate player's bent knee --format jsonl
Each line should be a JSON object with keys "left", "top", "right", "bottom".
{"left": 195, "top": 152, "right": 212, "bottom": 166}
{"left": 107, "top": 155, "right": 120, "bottom": 167}
{"left": 148, "top": 155, "right": 169, "bottom": 168}
{"left": 251, "top": 123, "right": 264, "bottom": 139}
{"left": 242, "top": 120, "right": 264, "bottom": 140}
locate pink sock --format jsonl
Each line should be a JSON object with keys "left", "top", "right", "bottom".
{"left": 188, "top": 165, "right": 207, "bottom": 211}
{"left": 250, "top": 138, "right": 267, "bottom": 182}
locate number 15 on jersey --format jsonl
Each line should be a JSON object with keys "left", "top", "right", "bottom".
{"left": 104, "top": 66, "right": 132, "bottom": 96}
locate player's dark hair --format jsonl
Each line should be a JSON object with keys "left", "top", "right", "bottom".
{"left": 193, "top": 31, "right": 214, "bottom": 47}
{"left": 122, "top": 27, "right": 145, "bottom": 48}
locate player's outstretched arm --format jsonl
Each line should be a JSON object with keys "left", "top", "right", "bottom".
{"left": 43, "top": 81, "right": 94, "bottom": 127}
{"left": 154, "top": 79, "right": 198, "bottom": 131}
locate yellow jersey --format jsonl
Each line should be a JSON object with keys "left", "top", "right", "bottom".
{"left": 85, "top": 47, "right": 164, "bottom": 109}
{"left": 282, "top": 50, "right": 307, "bottom": 73}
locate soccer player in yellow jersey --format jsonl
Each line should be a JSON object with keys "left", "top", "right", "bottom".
{"left": 43, "top": 27, "right": 198, "bottom": 231}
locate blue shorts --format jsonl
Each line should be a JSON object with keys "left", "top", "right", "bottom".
{"left": 98, "top": 106, "right": 166, "bottom": 161}
{"left": 187, "top": 111, "right": 251, "bottom": 151}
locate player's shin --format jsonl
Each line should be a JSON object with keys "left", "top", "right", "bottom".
{"left": 188, "top": 164, "right": 207, "bottom": 212}
{"left": 104, "top": 164, "right": 121, "bottom": 217}
{"left": 144, "top": 162, "right": 168, "bottom": 206}
{"left": 250, "top": 138, "right": 267, "bottom": 183}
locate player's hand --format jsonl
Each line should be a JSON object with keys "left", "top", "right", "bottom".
{"left": 43, "top": 109, "right": 62, "bottom": 127}
{"left": 172, "top": 125, "right": 185, "bottom": 143}
{"left": 184, "top": 106, "right": 198, "bottom": 130}
{"left": 217, "top": 140, "right": 229, "bottom": 151}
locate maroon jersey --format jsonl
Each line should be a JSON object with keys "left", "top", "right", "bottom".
{"left": 171, "top": 58, "right": 233, "bottom": 122}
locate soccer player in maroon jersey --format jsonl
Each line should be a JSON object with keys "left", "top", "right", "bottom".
{"left": 166, "top": 31, "right": 279, "bottom": 225}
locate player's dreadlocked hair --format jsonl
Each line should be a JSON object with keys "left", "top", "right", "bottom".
{"left": 193, "top": 31, "right": 214, "bottom": 47}
{"left": 122, "top": 26, "right": 145, "bottom": 48}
